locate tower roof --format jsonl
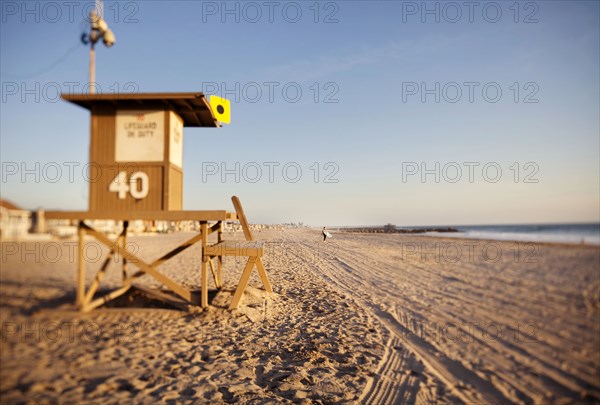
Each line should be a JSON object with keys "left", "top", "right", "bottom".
{"left": 61, "top": 92, "right": 219, "bottom": 127}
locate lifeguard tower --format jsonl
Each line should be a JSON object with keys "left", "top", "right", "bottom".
{"left": 46, "top": 92, "right": 272, "bottom": 312}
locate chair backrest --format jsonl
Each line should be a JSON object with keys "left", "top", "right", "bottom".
{"left": 231, "top": 196, "right": 254, "bottom": 241}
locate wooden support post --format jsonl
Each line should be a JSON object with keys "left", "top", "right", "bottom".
{"left": 201, "top": 261, "right": 208, "bottom": 308}
{"left": 121, "top": 220, "right": 129, "bottom": 283}
{"left": 201, "top": 221, "right": 209, "bottom": 308}
{"left": 208, "top": 222, "right": 221, "bottom": 234}
{"left": 77, "top": 221, "right": 86, "bottom": 308}
{"left": 83, "top": 250, "right": 115, "bottom": 305}
{"left": 217, "top": 220, "right": 223, "bottom": 288}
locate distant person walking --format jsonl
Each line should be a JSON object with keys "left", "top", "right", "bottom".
{"left": 322, "top": 226, "right": 329, "bottom": 241}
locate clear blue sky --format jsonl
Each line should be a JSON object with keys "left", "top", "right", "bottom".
{"left": 1, "top": 0, "right": 599, "bottom": 226}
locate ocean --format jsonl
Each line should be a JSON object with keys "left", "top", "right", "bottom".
{"left": 424, "top": 223, "right": 600, "bottom": 245}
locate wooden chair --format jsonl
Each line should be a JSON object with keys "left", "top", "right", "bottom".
{"left": 203, "top": 196, "right": 273, "bottom": 309}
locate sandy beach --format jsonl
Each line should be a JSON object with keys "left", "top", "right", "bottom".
{"left": 1, "top": 228, "right": 599, "bottom": 403}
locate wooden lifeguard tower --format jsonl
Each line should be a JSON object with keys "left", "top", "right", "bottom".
{"left": 46, "top": 92, "right": 272, "bottom": 312}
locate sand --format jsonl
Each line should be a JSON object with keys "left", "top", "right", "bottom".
{"left": 1, "top": 228, "right": 599, "bottom": 403}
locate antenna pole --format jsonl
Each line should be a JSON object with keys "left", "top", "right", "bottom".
{"left": 84, "top": 0, "right": 111, "bottom": 94}
{"left": 89, "top": 41, "right": 95, "bottom": 94}
{"left": 89, "top": 0, "right": 103, "bottom": 94}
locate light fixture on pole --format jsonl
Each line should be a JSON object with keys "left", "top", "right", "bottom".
{"left": 80, "top": 4, "right": 115, "bottom": 94}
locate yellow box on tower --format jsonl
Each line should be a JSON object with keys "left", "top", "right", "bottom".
{"left": 210, "top": 95, "right": 231, "bottom": 124}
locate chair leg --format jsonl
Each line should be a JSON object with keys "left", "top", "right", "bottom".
{"left": 209, "top": 258, "right": 220, "bottom": 288}
{"left": 229, "top": 257, "right": 256, "bottom": 309}
{"left": 255, "top": 258, "right": 273, "bottom": 293}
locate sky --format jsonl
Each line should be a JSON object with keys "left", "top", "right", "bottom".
{"left": 1, "top": 0, "right": 599, "bottom": 226}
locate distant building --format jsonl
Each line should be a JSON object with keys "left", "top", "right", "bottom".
{"left": 0, "top": 199, "right": 31, "bottom": 241}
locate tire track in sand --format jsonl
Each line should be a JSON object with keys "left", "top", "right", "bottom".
{"left": 359, "top": 336, "right": 424, "bottom": 404}
{"left": 288, "top": 233, "right": 513, "bottom": 404}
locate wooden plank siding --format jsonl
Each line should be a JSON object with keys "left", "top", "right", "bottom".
{"left": 168, "top": 165, "right": 183, "bottom": 210}
{"left": 90, "top": 164, "right": 164, "bottom": 211}
{"left": 86, "top": 107, "right": 183, "bottom": 211}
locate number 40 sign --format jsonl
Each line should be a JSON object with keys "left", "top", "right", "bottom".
{"left": 109, "top": 171, "right": 149, "bottom": 200}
